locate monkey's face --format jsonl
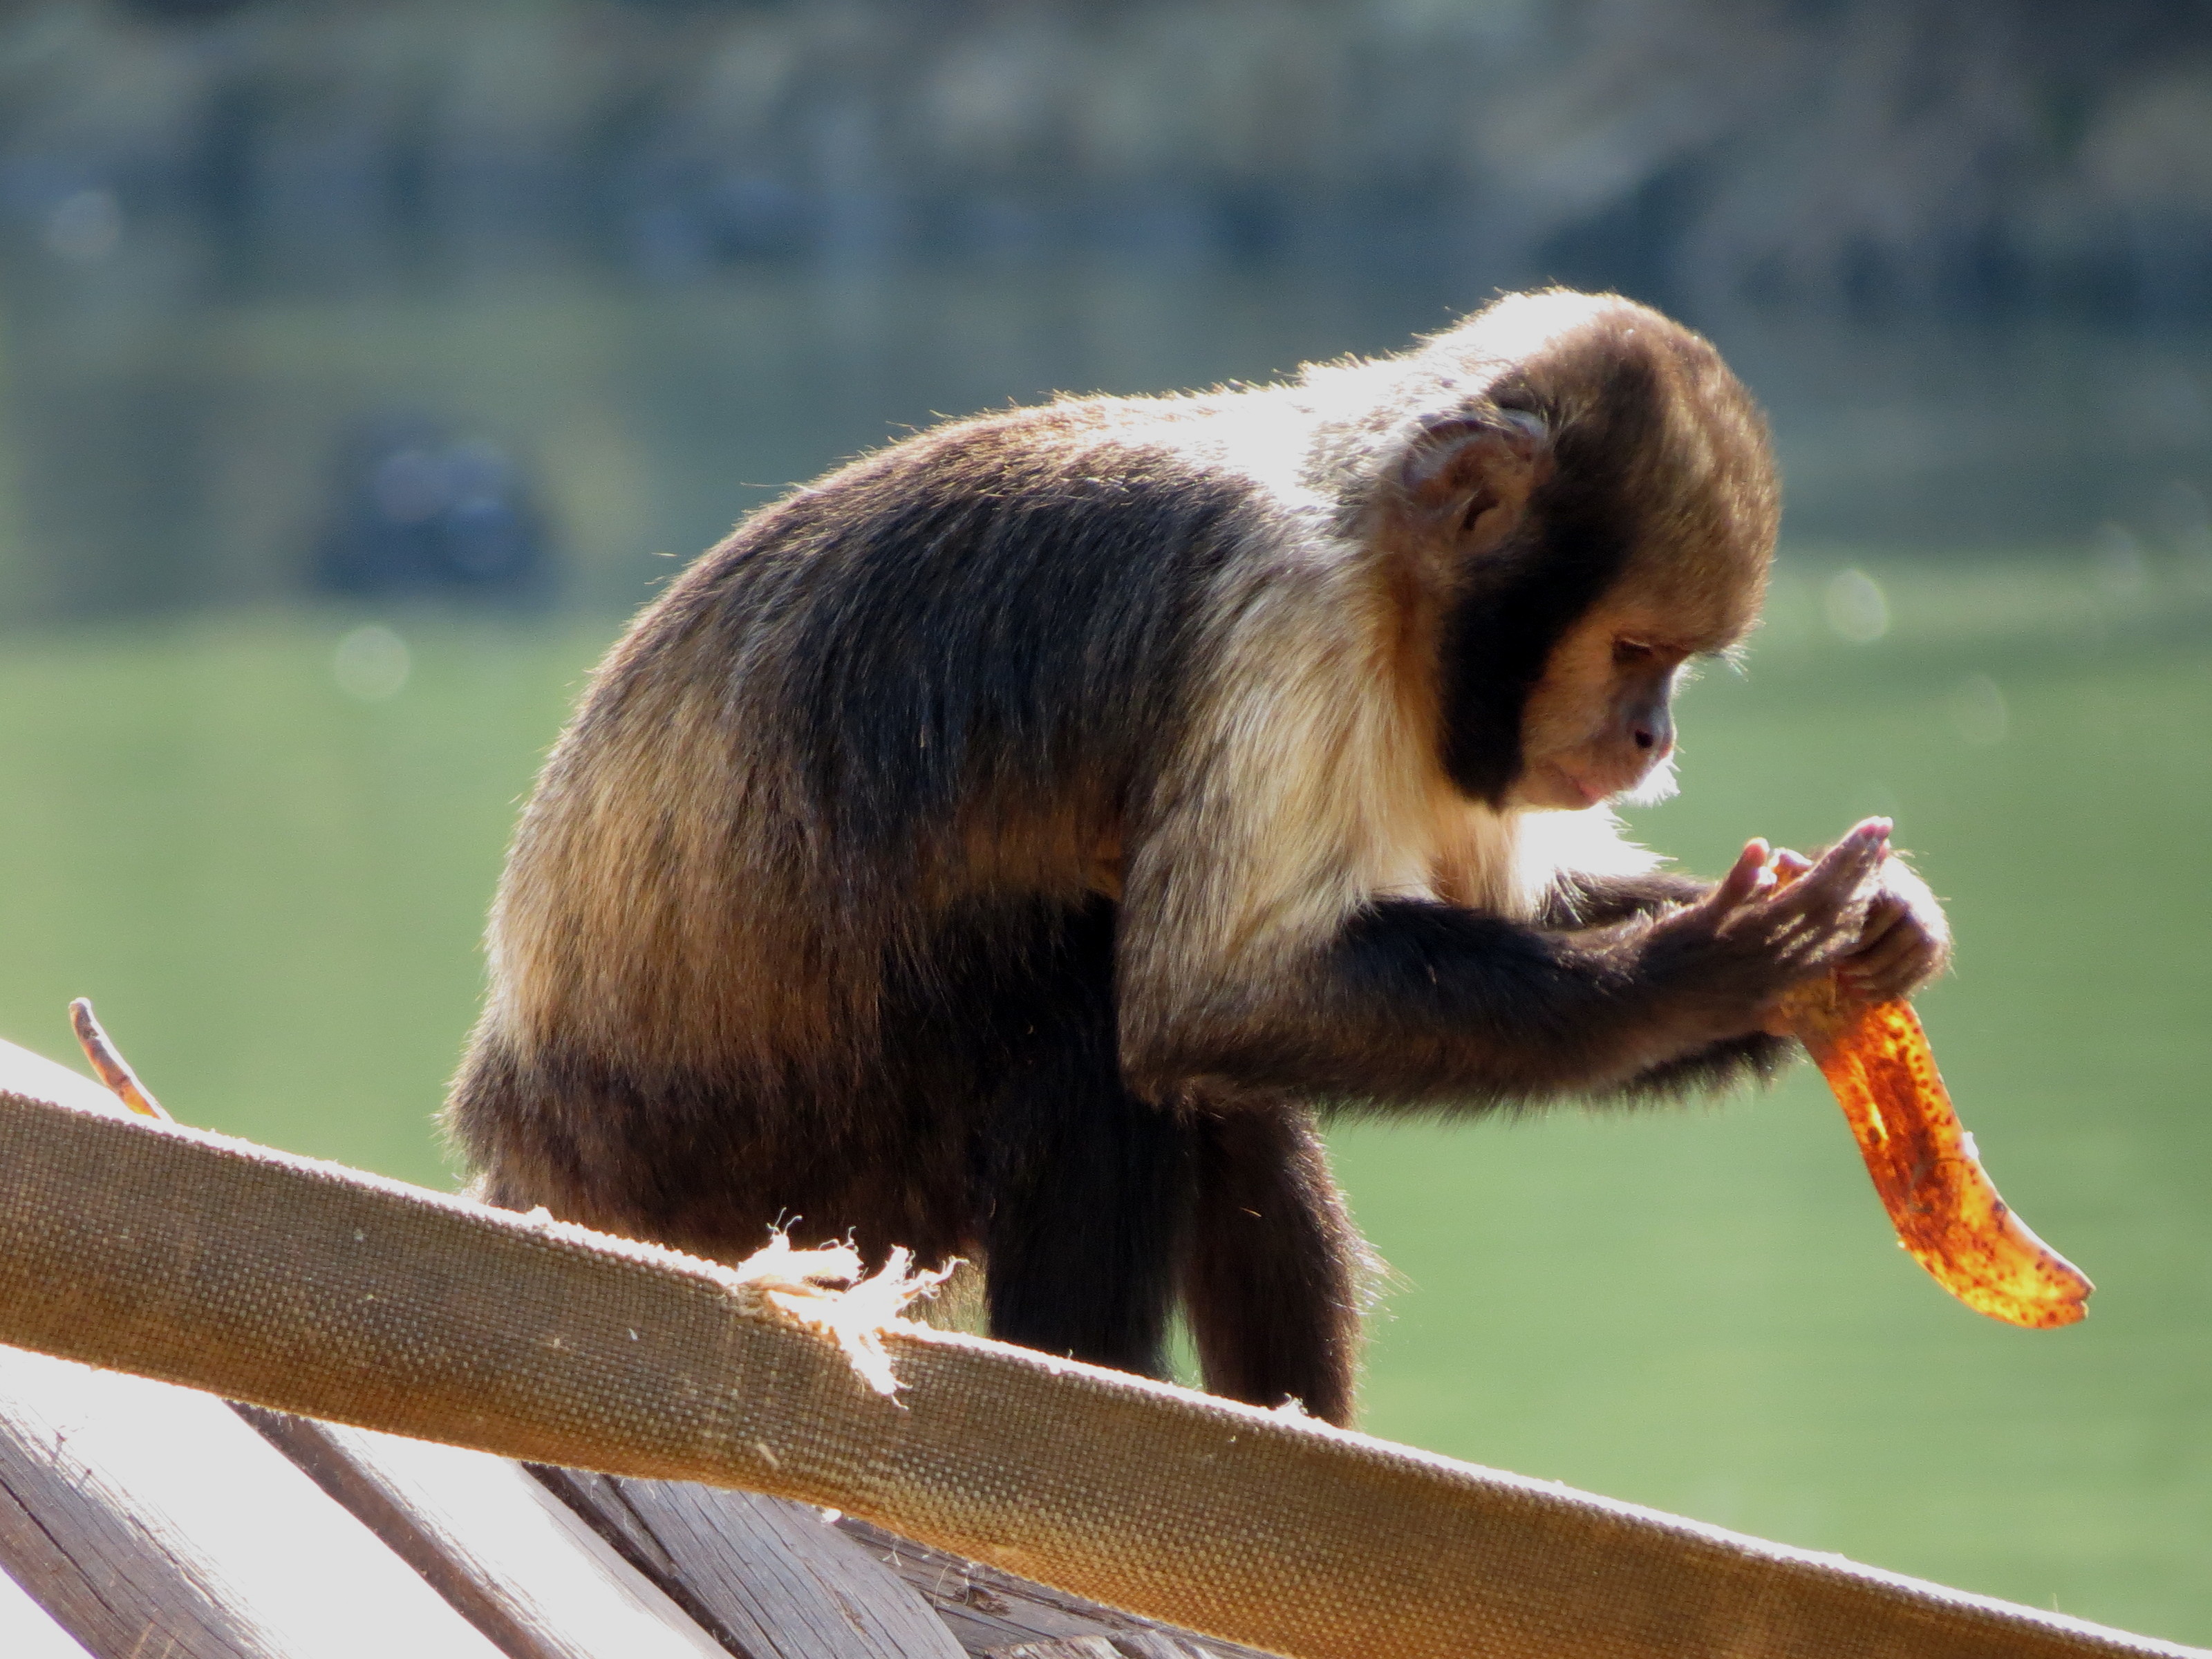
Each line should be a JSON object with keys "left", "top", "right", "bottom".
{"left": 1510, "top": 608, "right": 1691, "bottom": 811}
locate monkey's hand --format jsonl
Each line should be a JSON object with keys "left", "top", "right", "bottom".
{"left": 1638, "top": 821, "right": 1893, "bottom": 1041}
{"left": 1844, "top": 852, "right": 1950, "bottom": 1003}
{"left": 1763, "top": 840, "right": 1950, "bottom": 1006}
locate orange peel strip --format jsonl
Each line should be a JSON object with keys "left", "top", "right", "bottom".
{"left": 1779, "top": 975, "right": 2091, "bottom": 1329}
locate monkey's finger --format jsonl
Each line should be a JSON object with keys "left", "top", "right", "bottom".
{"left": 1781, "top": 882, "right": 1891, "bottom": 968}
{"left": 1790, "top": 923, "right": 1881, "bottom": 984}
{"left": 1844, "top": 932, "right": 1940, "bottom": 1001}
{"left": 1802, "top": 820, "right": 1889, "bottom": 883}
{"left": 1849, "top": 893, "right": 1907, "bottom": 950}
{"left": 1765, "top": 823, "right": 1888, "bottom": 922}
{"left": 1839, "top": 959, "right": 1909, "bottom": 1004}
{"left": 1708, "top": 840, "right": 1772, "bottom": 910}
{"left": 1752, "top": 836, "right": 1875, "bottom": 942}
{"left": 1846, "top": 964, "right": 1923, "bottom": 1005}
{"left": 1844, "top": 919, "right": 1918, "bottom": 975}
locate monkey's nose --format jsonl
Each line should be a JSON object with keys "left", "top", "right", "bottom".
{"left": 1631, "top": 711, "right": 1675, "bottom": 758}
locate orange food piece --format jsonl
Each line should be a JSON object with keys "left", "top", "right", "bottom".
{"left": 1779, "top": 975, "right": 2092, "bottom": 1329}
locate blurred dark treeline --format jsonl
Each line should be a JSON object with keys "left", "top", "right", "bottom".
{"left": 3, "top": 0, "right": 2210, "bottom": 622}
{"left": 3, "top": 0, "right": 2210, "bottom": 317}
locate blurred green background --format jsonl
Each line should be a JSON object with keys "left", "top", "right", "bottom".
{"left": 4, "top": 561, "right": 2206, "bottom": 1640}
{"left": 1, "top": 0, "right": 2208, "bottom": 1647}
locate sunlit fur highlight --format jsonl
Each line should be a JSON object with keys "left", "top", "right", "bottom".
{"left": 1114, "top": 291, "right": 1772, "bottom": 1086}
{"left": 447, "top": 288, "right": 1786, "bottom": 1423}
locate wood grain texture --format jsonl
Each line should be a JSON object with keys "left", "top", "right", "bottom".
{"left": 238, "top": 1409, "right": 728, "bottom": 1659}
{"left": 0, "top": 1561, "right": 95, "bottom": 1659}
{"left": 0, "top": 1344, "right": 504, "bottom": 1659}
{"left": 835, "top": 1517, "right": 1266, "bottom": 1659}
{"left": 536, "top": 1467, "right": 966, "bottom": 1659}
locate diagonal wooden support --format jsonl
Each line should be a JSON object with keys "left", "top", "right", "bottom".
{"left": 232, "top": 1406, "right": 728, "bottom": 1659}
{"left": 532, "top": 1466, "right": 964, "bottom": 1659}
{"left": 0, "top": 1342, "right": 507, "bottom": 1659}
{"left": 832, "top": 1516, "right": 1263, "bottom": 1658}
{"left": 0, "top": 1560, "right": 93, "bottom": 1659}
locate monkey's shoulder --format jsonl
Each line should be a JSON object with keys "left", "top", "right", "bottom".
{"left": 640, "top": 403, "right": 1320, "bottom": 650}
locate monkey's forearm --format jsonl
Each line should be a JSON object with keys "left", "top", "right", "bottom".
{"left": 1139, "top": 897, "right": 1768, "bottom": 1109}
{"left": 1546, "top": 875, "right": 1800, "bottom": 1100}
{"left": 1606, "top": 1030, "right": 1796, "bottom": 1103}
{"left": 1541, "top": 870, "right": 1709, "bottom": 929}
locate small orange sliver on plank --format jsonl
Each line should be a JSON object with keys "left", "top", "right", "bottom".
{"left": 1781, "top": 975, "right": 2092, "bottom": 1329}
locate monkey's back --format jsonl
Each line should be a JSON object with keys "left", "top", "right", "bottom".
{"left": 445, "top": 397, "right": 1275, "bottom": 1262}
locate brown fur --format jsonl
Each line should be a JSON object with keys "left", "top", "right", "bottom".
{"left": 445, "top": 290, "right": 1900, "bottom": 1423}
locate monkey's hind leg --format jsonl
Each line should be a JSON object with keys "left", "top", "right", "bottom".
{"left": 980, "top": 1049, "right": 1196, "bottom": 1385}
{"left": 1181, "top": 1105, "right": 1369, "bottom": 1427}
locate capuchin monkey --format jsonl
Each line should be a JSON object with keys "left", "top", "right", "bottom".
{"left": 446, "top": 288, "right": 1949, "bottom": 1426}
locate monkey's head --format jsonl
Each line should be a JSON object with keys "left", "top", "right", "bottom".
{"left": 1387, "top": 290, "right": 1779, "bottom": 814}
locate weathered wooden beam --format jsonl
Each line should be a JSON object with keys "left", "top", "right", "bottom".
{"left": 0, "top": 1343, "right": 505, "bottom": 1659}
{"left": 834, "top": 1517, "right": 1271, "bottom": 1659}
{"left": 12, "top": 1046, "right": 2192, "bottom": 1659}
{"left": 24, "top": 1033, "right": 1116, "bottom": 1659}
{"left": 535, "top": 1468, "right": 966, "bottom": 1658}
{"left": 238, "top": 1409, "right": 729, "bottom": 1659}
{"left": 0, "top": 1557, "right": 95, "bottom": 1659}
{"left": 4, "top": 1047, "right": 741, "bottom": 1659}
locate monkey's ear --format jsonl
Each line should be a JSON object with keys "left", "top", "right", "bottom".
{"left": 1398, "top": 412, "right": 1548, "bottom": 552}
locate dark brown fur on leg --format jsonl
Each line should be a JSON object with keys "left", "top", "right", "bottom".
{"left": 978, "top": 900, "right": 1197, "bottom": 1380}
{"left": 1183, "top": 1106, "right": 1369, "bottom": 1427}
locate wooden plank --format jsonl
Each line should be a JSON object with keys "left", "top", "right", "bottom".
{"left": 238, "top": 1409, "right": 729, "bottom": 1659}
{"left": 7, "top": 1051, "right": 724, "bottom": 1659}
{"left": 536, "top": 1468, "right": 966, "bottom": 1659}
{"left": 0, "top": 1563, "right": 95, "bottom": 1659}
{"left": 834, "top": 1519, "right": 1271, "bottom": 1659}
{"left": 29, "top": 1033, "right": 944, "bottom": 1659}
{"left": 0, "top": 1343, "right": 505, "bottom": 1659}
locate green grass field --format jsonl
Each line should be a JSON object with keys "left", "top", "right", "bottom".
{"left": 1, "top": 559, "right": 2206, "bottom": 1643}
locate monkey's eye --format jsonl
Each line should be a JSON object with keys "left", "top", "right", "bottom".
{"left": 1612, "top": 639, "right": 1656, "bottom": 666}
